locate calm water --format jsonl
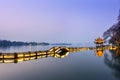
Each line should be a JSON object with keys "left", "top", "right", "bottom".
{"left": 0, "top": 45, "right": 120, "bottom": 80}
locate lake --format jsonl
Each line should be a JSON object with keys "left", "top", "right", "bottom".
{"left": 0, "top": 45, "right": 120, "bottom": 80}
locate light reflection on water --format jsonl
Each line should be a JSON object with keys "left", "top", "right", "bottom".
{"left": 0, "top": 45, "right": 120, "bottom": 80}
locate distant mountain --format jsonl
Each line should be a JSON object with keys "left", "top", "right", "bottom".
{"left": 0, "top": 40, "right": 49, "bottom": 46}
{"left": 37, "top": 42, "right": 50, "bottom": 45}
{"left": 51, "top": 43, "right": 72, "bottom": 45}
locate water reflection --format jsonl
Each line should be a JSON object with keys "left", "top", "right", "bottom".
{"left": 0, "top": 45, "right": 119, "bottom": 80}
{"left": 104, "top": 47, "right": 120, "bottom": 79}
{"left": 0, "top": 49, "right": 70, "bottom": 63}
{"left": 95, "top": 50, "right": 104, "bottom": 57}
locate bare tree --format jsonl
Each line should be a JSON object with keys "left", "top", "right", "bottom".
{"left": 103, "top": 10, "right": 120, "bottom": 45}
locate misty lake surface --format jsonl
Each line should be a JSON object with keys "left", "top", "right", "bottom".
{"left": 0, "top": 45, "right": 120, "bottom": 80}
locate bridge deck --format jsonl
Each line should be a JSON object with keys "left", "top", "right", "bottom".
{"left": 0, "top": 46, "right": 117, "bottom": 63}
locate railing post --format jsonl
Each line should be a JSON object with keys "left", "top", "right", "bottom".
{"left": 46, "top": 51, "right": 48, "bottom": 57}
{"left": 35, "top": 52, "right": 37, "bottom": 59}
{"left": 14, "top": 53, "right": 18, "bottom": 63}
{"left": 14, "top": 53, "right": 18, "bottom": 59}
{"left": 3, "top": 54, "right": 4, "bottom": 63}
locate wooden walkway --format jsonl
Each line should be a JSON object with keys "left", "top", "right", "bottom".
{"left": 0, "top": 46, "right": 117, "bottom": 63}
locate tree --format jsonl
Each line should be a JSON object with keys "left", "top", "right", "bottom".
{"left": 103, "top": 10, "right": 120, "bottom": 46}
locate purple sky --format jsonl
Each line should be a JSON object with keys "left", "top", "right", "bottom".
{"left": 0, "top": 0, "right": 120, "bottom": 43}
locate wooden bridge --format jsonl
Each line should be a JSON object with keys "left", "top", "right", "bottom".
{"left": 0, "top": 46, "right": 117, "bottom": 63}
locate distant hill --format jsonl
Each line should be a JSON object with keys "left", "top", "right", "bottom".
{"left": 51, "top": 43, "right": 72, "bottom": 45}
{"left": 0, "top": 40, "right": 49, "bottom": 46}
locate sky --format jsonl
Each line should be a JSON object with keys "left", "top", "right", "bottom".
{"left": 0, "top": 0, "right": 120, "bottom": 43}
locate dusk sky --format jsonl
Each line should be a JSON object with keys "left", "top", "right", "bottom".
{"left": 0, "top": 0, "right": 120, "bottom": 43}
